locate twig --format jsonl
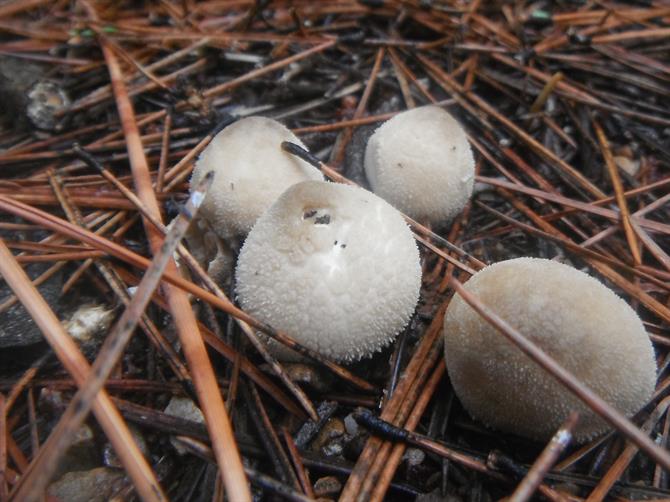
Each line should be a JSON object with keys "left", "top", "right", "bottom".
{"left": 9, "top": 171, "right": 210, "bottom": 502}
{"left": 510, "top": 413, "right": 579, "bottom": 502}
{"left": 0, "top": 238, "right": 166, "bottom": 502}
{"left": 593, "top": 119, "right": 641, "bottom": 265}
{"left": 83, "top": 2, "right": 252, "bottom": 497}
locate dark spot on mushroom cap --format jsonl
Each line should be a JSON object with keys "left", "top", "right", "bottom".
{"left": 303, "top": 208, "right": 331, "bottom": 225}
{"left": 235, "top": 180, "right": 422, "bottom": 362}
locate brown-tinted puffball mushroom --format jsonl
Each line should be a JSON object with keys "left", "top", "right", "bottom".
{"left": 364, "top": 106, "right": 474, "bottom": 224}
{"left": 443, "top": 257, "right": 657, "bottom": 442}
{"left": 236, "top": 180, "right": 421, "bottom": 362}
{"left": 190, "top": 116, "right": 323, "bottom": 240}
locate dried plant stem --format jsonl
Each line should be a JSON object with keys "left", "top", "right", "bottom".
{"left": 89, "top": 12, "right": 252, "bottom": 500}
{"left": 369, "top": 360, "right": 446, "bottom": 502}
{"left": 339, "top": 306, "right": 446, "bottom": 501}
{"left": 510, "top": 413, "right": 579, "bottom": 502}
{"left": 282, "top": 429, "right": 315, "bottom": 498}
{"left": 499, "top": 193, "right": 670, "bottom": 325}
{"left": 0, "top": 240, "right": 165, "bottom": 502}
{"left": 9, "top": 173, "right": 210, "bottom": 502}
{"left": 586, "top": 397, "right": 670, "bottom": 501}
{"left": 593, "top": 120, "right": 641, "bottom": 265}
{"left": 418, "top": 54, "right": 606, "bottom": 199}
{"left": 477, "top": 176, "right": 670, "bottom": 237}
{"left": 1, "top": 3, "right": 669, "bottom": 497}
{"left": 0, "top": 194, "right": 317, "bottom": 344}
{"left": 352, "top": 402, "right": 570, "bottom": 502}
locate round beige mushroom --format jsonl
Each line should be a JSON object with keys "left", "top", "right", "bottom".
{"left": 236, "top": 180, "right": 422, "bottom": 362}
{"left": 364, "top": 106, "right": 474, "bottom": 224}
{"left": 190, "top": 116, "right": 323, "bottom": 240}
{"left": 443, "top": 257, "right": 656, "bottom": 442}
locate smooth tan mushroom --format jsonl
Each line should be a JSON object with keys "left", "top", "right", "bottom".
{"left": 364, "top": 106, "right": 474, "bottom": 224}
{"left": 236, "top": 180, "right": 421, "bottom": 362}
{"left": 443, "top": 257, "right": 657, "bottom": 442}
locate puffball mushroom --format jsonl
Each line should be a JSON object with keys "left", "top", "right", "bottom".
{"left": 364, "top": 106, "right": 475, "bottom": 224}
{"left": 190, "top": 116, "right": 324, "bottom": 240}
{"left": 444, "top": 257, "right": 657, "bottom": 442}
{"left": 236, "top": 180, "right": 421, "bottom": 362}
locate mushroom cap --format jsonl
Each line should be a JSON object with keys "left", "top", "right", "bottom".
{"left": 364, "top": 106, "right": 474, "bottom": 223}
{"left": 444, "top": 257, "right": 657, "bottom": 442}
{"left": 190, "top": 116, "right": 323, "bottom": 239}
{"left": 236, "top": 180, "right": 422, "bottom": 362}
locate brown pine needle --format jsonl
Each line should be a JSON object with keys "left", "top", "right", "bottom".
{"left": 87, "top": 8, "right": 252, "bottom": 497}
{"left": 9, "top": 172, "right": 212, "bottom": 502}
{"left": 1, "top": 4, "right": 670, "bottom": 499}
{"left": 510, "top": 413, "right": 579, "bottom": 502}
{"left": 0, "top": 239, "right": 166, "bottom": 502}
{"left": 593, "top": 119, "right": 642, "bottom": 265}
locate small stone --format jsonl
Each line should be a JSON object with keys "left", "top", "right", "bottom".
{"left": 282, "top": 363, "right": 332, "bottom": 392}
{"left": 321, "top": 441, "right": 343, "bottom": 457}
{"left": 26, "top": 80, "right": 70, "bottom": 131}
{"left": 312, "top": 418, "right": 345, "bottom": 451}
{"left": 38, "top": 388, "right": 67, "bottom": 415}
{"left": 165, "top": 396, "right": 205, "bottom": 454}
{"left": 294, "top": 401, "right": 338, "bottom": 449}
{"left": 53, "top": 424, "right": 99, "bottom": 480}
{"left": 343, "top": 414, "right": 359, "bottom": 436}
{"left": 313, "top": 417, "right": 346, "bottom": 457}
{"left": 313, "top": 476, "right": 342, "bottom": 497}
{"left": 552, "top": 483, "right": 580, "bottom": 496}
{"left": 614, "top": 155, "right": 640, "bottom": 177}
{"left": 165, "top": 396, "right": 205, "bottom": 423}
{"left": 103, "top": 425, "right": 149, "bottom": 468}
{"left": 403, "top": 447, "right": 425, "bottom": 467}
{"left": 65, "top": 304, "right": 115, "bottom": 343}
{"left": 48, "top": 467, "right": 125, "bottom": 502}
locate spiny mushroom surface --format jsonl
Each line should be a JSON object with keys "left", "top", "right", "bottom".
{"left": 444, "top": 257, "right": 656, "bottom": 442}
{"left": 364, "top": 105, "right": 474, "bottom": 224}
{"left": 190, "top": 116, "right": 323, "bottom": 240}
{"left": 236, "top": 180, "right": 421, "bottom": 362}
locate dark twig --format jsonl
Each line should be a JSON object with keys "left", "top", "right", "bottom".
{"left": 510, "top": 413, "right": 579, "bottom": 502}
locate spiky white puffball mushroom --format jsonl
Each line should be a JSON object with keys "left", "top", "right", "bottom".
{"left": 443, "top": 257, "right": 657, "bottom": 442}
{"left": 235, "top": 180, "right": 422, "bottom": 362}
{"left": 190, "top": 116, "right": 324, "bottom": 240}
{"left": 364, "top": 106, "right": 475, "bottom": 224}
